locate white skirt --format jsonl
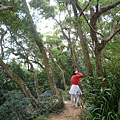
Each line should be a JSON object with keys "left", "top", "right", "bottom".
{"left": 69, "top": 84, "right": 82, "bottom": 95}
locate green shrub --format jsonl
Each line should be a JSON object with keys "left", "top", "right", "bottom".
{"left": 0, "top": 90, "right": 31, "bottom": 120}
{"left": 0, "top": 90, "right": 64, "bottom": 120}
{"left": 83, "top": 76, "right": 120, "bottom": 120}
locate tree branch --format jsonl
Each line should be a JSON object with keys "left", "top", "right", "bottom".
{"left": 54, "top": 18, "right": 70, "bottom": 41}
{"left": 0, "top": 0, "right": 14, "bottom": 12}
{"left": 90, "top": 1, "right": 120, "bottom": 44}
{"left": 97, "top": 1, "right": 120, "bottom": 18}
{"left": 99, "top": 22, "right": 120, "bottom": 51}
{"left": 106, "top": 22, "right": 120, "bottom": 42}
{"left": 73, "top": 0, "right": 104, "bottom": 37}
{"left": 91, "top": 1, "right": 120, "bottom": 20}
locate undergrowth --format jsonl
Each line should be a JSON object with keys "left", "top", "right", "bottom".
{"left": 82, "top": 76, "right": 120, "bottom": 120}
{"left": 0, "top": 90, "right": 64, "bottom": 120}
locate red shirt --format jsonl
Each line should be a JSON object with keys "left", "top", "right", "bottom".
{"left": 70, "top": 72, "right": 83, "bottom": 85}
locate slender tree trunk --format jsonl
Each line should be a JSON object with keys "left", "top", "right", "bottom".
{"left": 67, "top": 37, "right": 78, "bottom": 68}
{"left": 49, "top": 51, "right": 67, "bottom": 91}
{"left": 118, "top": 98, "right": 120, "bottom": 116}
{"left": 12, "top": 49, "right": 42, "bottom": 102}
{"left": 71, "top": 43, "right": 78, "bottom": 68}
{"left": 0, "top": 58, "right": 37, "bottom": 107}
{"left": 33, "top": 72, "right": 41, "bottom": 102}
{"left": 23, "top": 1, "right": 57, "bottom": 95}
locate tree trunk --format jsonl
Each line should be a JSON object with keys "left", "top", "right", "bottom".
{"left": 54, "top": 14, "right": 78, "bottom": 69}
{"left": 94, "top": 47, "right": 104, "bottom": 77}
{"left": 0, "top": 58, "right": 37, "bottom": 107}
{"left": 70, "top": 1, "right": 93, "bottom": 76}
{"left": 23, "top": 1, "right": 57, "bottom": 95}
{"left": 77, "top": 21, "right": 93, "bottom": 76}
{"left": 89, "top": 1, "right": 120, "bottom": 78}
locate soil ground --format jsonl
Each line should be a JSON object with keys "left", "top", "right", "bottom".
{"left": 46, "top": 101, "right": 83, "bottom": 120}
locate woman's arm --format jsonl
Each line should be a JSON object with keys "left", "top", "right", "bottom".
{"left": 76, "top": 71, "right": 83, "bottom": 78}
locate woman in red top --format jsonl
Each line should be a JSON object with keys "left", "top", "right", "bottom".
{"left": 69, "top": 70, "right": 83, "bottom": 107}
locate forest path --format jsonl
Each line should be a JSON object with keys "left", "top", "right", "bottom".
{"left": 46, "top": 101, "right": 82, "bottom": 120}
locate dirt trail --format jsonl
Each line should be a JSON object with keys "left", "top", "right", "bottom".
{"left": 46, "top": 101, "right": 82, "bottom": 120}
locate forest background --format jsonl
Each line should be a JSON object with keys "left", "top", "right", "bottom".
{"left": 0, "top": 0, "right": 120, "bottom": 120}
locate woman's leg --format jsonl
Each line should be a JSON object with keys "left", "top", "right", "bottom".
{"left": 71, "top": 94, "right": 75, "bottom": 106}
{"left": 75, "top": 94, "right": 80, "bottom": 108}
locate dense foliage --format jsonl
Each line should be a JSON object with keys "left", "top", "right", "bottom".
{"left": 83, "top": 75, "right": 120, "bottom": 120}
{"left": 0, "top": 90, "right": 63, "bottom": 120}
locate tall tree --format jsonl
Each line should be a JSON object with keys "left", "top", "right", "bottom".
{"left": 70, "top": 0, "right": 93, "bottom": 76}
{"left": 0, "top": 58, "right": 37, "bottom": 107}
{"left": 54, "top": 17, "right": 79, "bottom": 69}
{"left": 63, "top": 0, "right": 120, "bottom": 78}
{"left": 23, "top": 0, "right": 57, "bottom": 94}
{"left": 0, "top": 0, "right": 57, "bottom": 98}
{"left": 89, "top": 1, "right": 120, "bottom": 77}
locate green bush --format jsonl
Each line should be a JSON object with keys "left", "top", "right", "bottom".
{"left": 0, "top": 90, "right": 64, "bottom": 120}
{"left": 0, "top": 90, "right": 31, "bottom": 120}
{"left": 83, "top": 76, "right": 120, "bottom": 120}
{"left": 36, "top": 95, "right": 63, "bottom": 114}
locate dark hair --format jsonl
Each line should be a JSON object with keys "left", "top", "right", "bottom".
{"left": 72, "top": 70, "right": 76, "bottom": 76}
